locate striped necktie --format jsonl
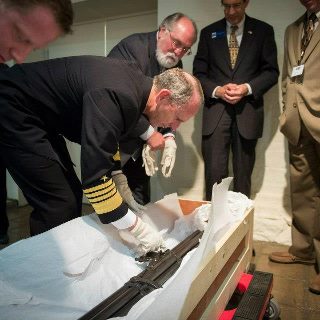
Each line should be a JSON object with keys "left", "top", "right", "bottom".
{"left": 229, "top": 25, "right": 239, "bottom": 69}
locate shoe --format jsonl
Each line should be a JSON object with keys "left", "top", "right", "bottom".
{"left": 0, "top": 233, "right": 9, "bottom": 245}
{"left": 269, "top": 251, "right": 315, "bottom": 265}
{"left": 309, "top": 274, "right": 320, "bottom": 295}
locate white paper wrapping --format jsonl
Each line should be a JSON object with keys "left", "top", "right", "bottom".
{"left": 0, "top": 178, "right": 252, "bottom": 320}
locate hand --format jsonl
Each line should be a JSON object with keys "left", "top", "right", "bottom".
{"left": 216, "top": 83, "right": 248, "bottom": 104}
{"left": 125, "top": 216, "right": 166, "bottom": 254}
{"left": 161, "top": 138, "right": 177, "bottom": 177}
{"left": 112, "top": 173, "right": 146, "bottom": 214}
{"left": 142, "top": 144, "right": 158, "bottom": 176}
{"left": 147, "top": 131, "right": 165, "bottom": 150}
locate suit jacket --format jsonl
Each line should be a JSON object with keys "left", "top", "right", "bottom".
{"left": 279, "top": 12, "right": 320, "bottom": 145}
{"left": 193, "top": 15, "right": 279, "bottom": 139}
{"left": 109, "top": 31, "right": 168, "bottom": 77}
{"left": 108, "top": 31, "right": 183, "bottom": 157}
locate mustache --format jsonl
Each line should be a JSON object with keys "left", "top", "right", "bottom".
{"left": 164, "top": 52, "right": 179, "bottom": 61}
{"left": 156, "top": 48, "right": 180, "bottom": 67}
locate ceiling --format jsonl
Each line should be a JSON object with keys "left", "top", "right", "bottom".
{"left": 72, "top": 0, "right": 157, "bottom": 23}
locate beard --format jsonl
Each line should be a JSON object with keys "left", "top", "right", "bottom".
{"left": 156, "top": 48, "right": 180, "bottom": 69}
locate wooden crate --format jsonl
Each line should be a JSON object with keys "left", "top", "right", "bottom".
{"left": 178, "top": 199, "right": 254, "bottom": 320}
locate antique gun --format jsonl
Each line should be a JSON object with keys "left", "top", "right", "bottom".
{"left": 79, "top": 229, "right": 203, "bottom": 320}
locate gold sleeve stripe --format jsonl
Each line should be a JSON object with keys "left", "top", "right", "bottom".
{"left": 90, "top": 191, "right": 123, "bottom": 214}
{"left": 87, "top": 188, "right": 117, "bottom": 203}
{"left": 84, "top": 179, "right": 113, "bottom": 194}
{"left": 85, "top": 182, "right": 115, "bottom": 199}
{"left": 83, "top": 177, "right": 123, "bottom": 214}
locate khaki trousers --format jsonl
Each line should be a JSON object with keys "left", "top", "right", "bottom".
{"left": 288, "top": 122, "right": 320, "bottom": 267}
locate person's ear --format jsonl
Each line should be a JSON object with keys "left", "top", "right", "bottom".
{"left": 158, "top": 27, "right": 166, "bottom": 37}
{"left": 155, "top": 89, "right": 171, "bottom": 104}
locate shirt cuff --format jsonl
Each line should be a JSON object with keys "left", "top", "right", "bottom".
{"left": 212, "top": 86, "right": 220, "bottom": 99}
{"left": 163, "top": 132, "right": 175, "bottom": 139}
{"left": 140, "top": 125, "right": 155, "bottom": 141}
{"left": 245, "top": 83, "right": 252, "bottom": 95}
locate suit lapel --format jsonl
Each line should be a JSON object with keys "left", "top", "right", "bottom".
{"left": 302, "top": 18, "right": 320, "bottom": 63}
{"left": 212, "top": 19, "right": 230, "bottom": 70}
{"left": 293, "top": 15, "right": 304, "bottom": 65}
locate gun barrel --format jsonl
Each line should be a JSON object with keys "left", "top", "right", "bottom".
{"left": 79, "top": 230, "right": 203, "bottom": 320}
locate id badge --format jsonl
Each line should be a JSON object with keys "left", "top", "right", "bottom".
{"left": 291, "top": 65, "right": 304, "bottom": 78}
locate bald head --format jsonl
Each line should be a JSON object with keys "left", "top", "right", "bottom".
{"left": 159, "top": 12, "right": 198, "bottom": 43}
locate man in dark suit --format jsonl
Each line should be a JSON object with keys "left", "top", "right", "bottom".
{"left": 193, "top": 0, "right": 279, "bottom": 200}
{"left": 108, "top": 12, "right": 198, "bottom": 205}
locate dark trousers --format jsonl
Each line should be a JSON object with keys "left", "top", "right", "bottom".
{"left": 0, "top": 156, "right": 8, "bottom": 235}
{"left": 0, "top": 139, "right": 83, "bottom": 236}
{"left": 202, "top": 107, "right": 257, "bottom": 200}
{"left": 122, "top": 155, "right": 150, "bottom": 205}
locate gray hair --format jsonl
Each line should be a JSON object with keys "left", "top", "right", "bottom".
{"left": 153, "top": 68, "right": 204, "bottom": 107}
{"left": 159, "top": 12, "right": 198, "bottom": 43}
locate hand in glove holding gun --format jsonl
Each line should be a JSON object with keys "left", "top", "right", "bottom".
{"left": 111, "top": 203, "right": 166, "bottom": 255}
{"left": 125, "top": 216, "right": 166, "bottom": 255}
{"left": 111, "top": 172, "right": 166, "bottom": 254}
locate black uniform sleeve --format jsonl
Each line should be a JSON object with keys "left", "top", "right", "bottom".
{"left": 81, "top": 88, "right": 139, "bottom": 223}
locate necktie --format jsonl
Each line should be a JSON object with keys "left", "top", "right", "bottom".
{"left": 229, "top": 25, "right": 239, "bottom": 69}
{"left": 300, "top": 13, "right": 317, "bottom": 60}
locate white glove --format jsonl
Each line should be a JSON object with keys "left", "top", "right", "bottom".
{"left": 112, "top": 173, "right": 146, "bottom": 214}
{"left": 142, "top": 144, "right": 158, "bottom": 176}
{"left": 161, "top": 139, "right": 177, "bottom": 177}
{"left": 125, "top": 217, "right": 166, "bottom": 255}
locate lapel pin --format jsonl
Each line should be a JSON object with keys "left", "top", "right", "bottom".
{"left": 248, "top": 30, "right": 253, "bottom": 34}
{"left": 212, "top": 31, "right": 225, "bottom": 39}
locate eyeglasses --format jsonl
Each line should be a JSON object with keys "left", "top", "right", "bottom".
{"left": 221, "top": 2, "right": 243, "bottom": 10}
{"left": 167, "top": 30, "right": 192, "bottom": 56}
